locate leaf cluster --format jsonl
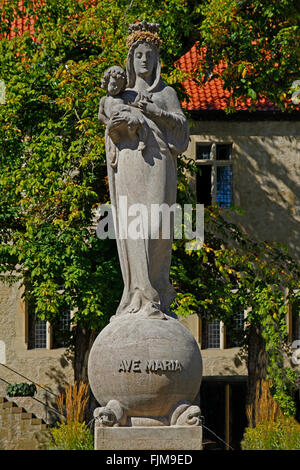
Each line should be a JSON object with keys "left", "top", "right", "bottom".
{"left": 0, "top": 0, "right": 299, "bottom": 415}
{"left": 6, "top": 382, "right": 37, "bottom": 397}
{"left": 171, "top": 161, "right": 300, "bottom": 413}
{"left": 199, "top": 0, "right": 300, "bottom": 112}
{"left": 241, "top": 416, "right": 300, "bottom": 450}
{"left": 0, "top": 0, "right": 200, "bottom": 330}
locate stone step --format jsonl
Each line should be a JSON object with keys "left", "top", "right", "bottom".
{"left": 31, "top": 418, "right": 43, "bottom": 425}
{"left": 11, "top": 407, "right": 24, "bottom": 414}
{"left": 0, "top": 398, "right": 47, "bottom": 424}
{"left": 0, "top": 396, "right": 49, "bottom": 449}
{"left": 21, "top": 412, "right": 33, "bottom": 420}
{"left": 2, "top": 401, "right": 17, "bottom": 409}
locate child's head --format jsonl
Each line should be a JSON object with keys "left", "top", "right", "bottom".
{"left": 101, "top": 66, "right": 127, "bottom": 96}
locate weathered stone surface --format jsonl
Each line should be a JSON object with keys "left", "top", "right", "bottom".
{"left": 95, "top": 425, "right": 202, "bottom": 450}
{"left": 88, "top": 315, "right": 202, "bottom": 420}
{"left": 89, "top": 21, "right": 201, "bottom": 437}
{"left": 0, "top": 396, "right": 50, "bottom": 450}
{"left": 0, "top": 280, "right": 74, "bottom": 425}
{"left": 186, "top": 121, "right": 300, "bottom": 261}
{"left": 98, "top": 20, "right": 189, "bottom": 320}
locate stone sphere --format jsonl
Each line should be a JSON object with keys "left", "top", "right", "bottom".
{"left": 88, "top": 315, "right": 202, "bottom": 418}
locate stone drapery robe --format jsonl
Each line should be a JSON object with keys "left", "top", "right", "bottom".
{"left": 105, "top": 83, "right": 189, "bottom": 318}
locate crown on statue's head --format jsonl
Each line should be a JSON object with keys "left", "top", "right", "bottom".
{"left": 127, "top": 20, "right": 161, "bottom": 50}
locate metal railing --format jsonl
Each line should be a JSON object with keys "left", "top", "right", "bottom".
{"left": 0, "top": 364, "right": 235, "bottom": 448}
{"left": 0, "top": 363, "right": 65, "bottom": 422}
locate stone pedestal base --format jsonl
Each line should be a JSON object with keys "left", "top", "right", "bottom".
{"left": 94, "top": 425, "right": 202, "bottom": 450}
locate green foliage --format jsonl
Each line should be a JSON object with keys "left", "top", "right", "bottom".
{"left": 49, "top": 421, "right": 94, "bottom": 450}
{"left": 0, "top": 0, "right": 299, "bottom": 418}
{"left": 171, "top": 195, "right": 300, "bottom": 415}
{"left": 200, "top": 0, "right": 300, "bottom": 112}
{"left": 241, "top": 417, "right": 300, "bottom": 450}
{"left": 0, "top": 0, "right": 197, "bottom": 332}
{"left": 6, "top": 382, "right": 37, "bottom": 397}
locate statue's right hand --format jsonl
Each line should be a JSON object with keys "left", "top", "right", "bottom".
{"left": 94, "top": 406, "right": 116, "bottom": 427}
{"left": 107, "top": 117, "right": 129, "bottom": 144}
{"left": 107, "top": 116, "right": 128, "bottom": 133}
{"left": 110, "top": 115, "right": 126, "bottom": 126}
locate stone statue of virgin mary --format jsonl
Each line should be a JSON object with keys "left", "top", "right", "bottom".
{"left": 89, "top": 23, "right": 202, "bottom": 435}
{"left": 102, "top": 20, "right": 189, "bottom": 320}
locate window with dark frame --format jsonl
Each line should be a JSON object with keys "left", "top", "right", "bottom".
{"left": 28, "top": 313, "right": 47, "bottom": 349}
{"left": 202, "top": 319, "right": 221, "bottom": 349}
{"left": 27, "top": 303, "right": 71, "bottom": 350}
{"left": 225, "top": 311, "right": 245, "bottom": 348}
{"left": 201, "top": 309, "right": 245, "bottom": 350}
{"left": 196, "top": 142, "right": 233, "bottom": 208}
{"left": 52, "top": 310, "right": 72, "bottom": 348}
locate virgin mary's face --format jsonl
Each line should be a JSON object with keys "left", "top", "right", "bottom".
{"left": 133, "top": 43, "right": 156, "bottom": 79}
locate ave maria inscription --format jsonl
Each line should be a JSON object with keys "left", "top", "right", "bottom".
{"left": 118, "top": 359, "right": 182, "bottom": 373}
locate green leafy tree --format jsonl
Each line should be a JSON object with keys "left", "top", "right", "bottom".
{"left": 0, "top": 0, "right": 299, "bottom": 426}
{"left": 199, "top": 0, "right": 300, "bottom": 111}
{"left": 174, "top": 157, "right": 300, "bottom": 423}
{"left": 0, "top": 0, "right": 201, "bottom": 417}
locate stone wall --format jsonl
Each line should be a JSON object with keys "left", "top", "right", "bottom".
{"left": 0, "top": 118, "right": 298, "bottom": 429}
{"left": 0, "top": 397, "right": 51, "bottom": 450}
{"left": 0, "top": 279, "right": 74, "bottom": 425}
{"left": 180, "top": 315, "right": 248, "bottom": 377}
{"left": 183, "top": 119, "right": 299, "bottom": 378}
{"left": 186, "top": 119, "right": 300, "bottom": 261}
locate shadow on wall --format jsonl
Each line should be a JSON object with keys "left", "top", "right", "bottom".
{"left": 230, "top": 134, "right": 300, "bottom": 260}
{"left": 45, "top": 349, "right": 74, "bottom": 424}
{"left": 0, "top": 347, "right": 74, "bottom": 426}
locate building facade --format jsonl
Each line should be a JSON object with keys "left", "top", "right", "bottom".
{"left": 0, "top": 279, "right": 74, "bottom": 425}
{"left": 180, "top": 113, "right": 300, "bottom": 449}
{"left": 0, "top": 21, "right": 299, "bottom": 449}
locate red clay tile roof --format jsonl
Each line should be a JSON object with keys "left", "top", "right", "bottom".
{"left": 3, "top": 1, "right": 35, "bottom": 40}
{"left": 176, "top": 43, "right": 278, "bottom": 112}
{"left": 4, "top": 13, "right": 278, "bottom": 112}
{"left": 8, "top": 18, "right": 35, "bottom": 39}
